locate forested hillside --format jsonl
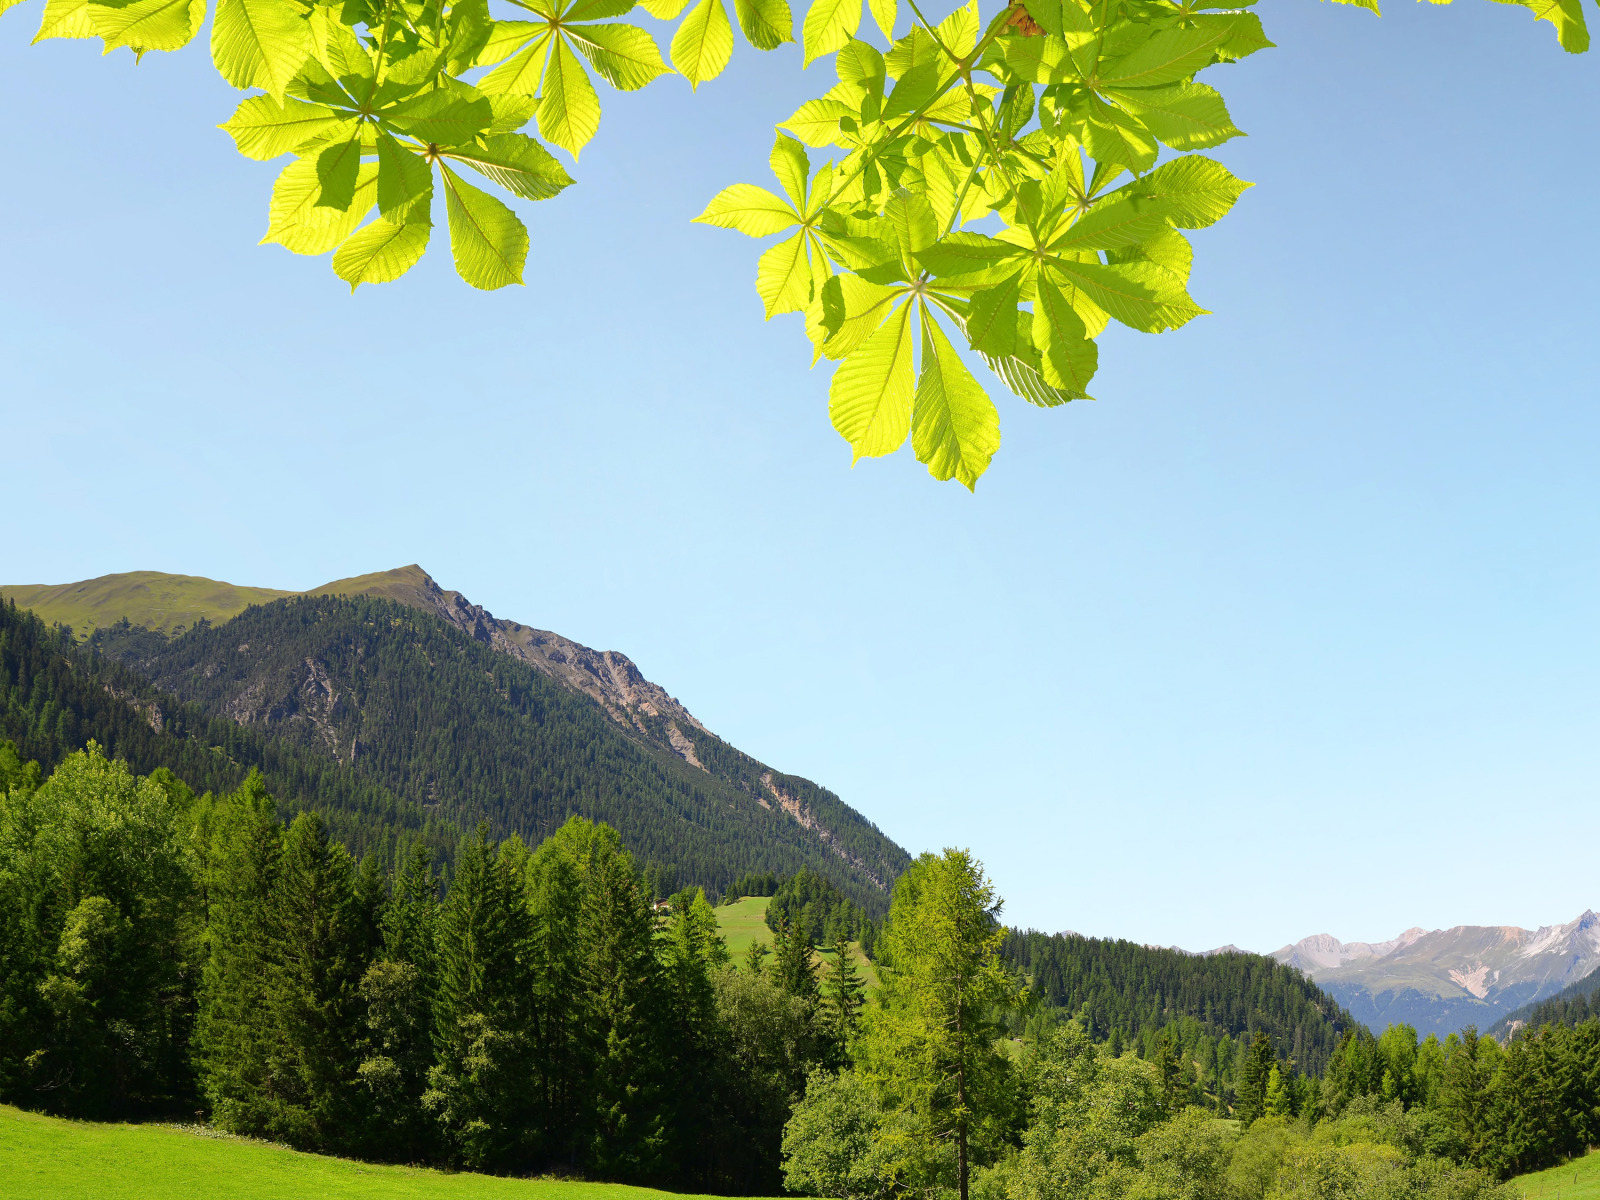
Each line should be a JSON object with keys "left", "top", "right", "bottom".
{"left": 1001, "top": 928, "right": 1359, "bottom": 1084}
{"left": 86, "top": 594, "right": 905, "bottom": 909}
{"left": 0, "top": 598, "right": 446, "bottom": 862}
{"left": 1491, "top": 965, "right": 1600, "bottom": 1040}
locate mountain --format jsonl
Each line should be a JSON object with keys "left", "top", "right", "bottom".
{"left": 1489, "top": 963, "right": 1600, "bottom": 1041}
{"left": 2, "top": 567, "right": 909, "bottom": 911}
{"left": 2, "top": 571, "right": 294, "bottom": 636}
{"left": 1271, "top": 911, "right": 1600, "bottom": 1038}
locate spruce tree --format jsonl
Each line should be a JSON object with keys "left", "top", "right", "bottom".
{"left": 427, "top": 825, "right": 534, "bottom": 1171}
{"left": 1236, "top": 1031, "right": 1274, "bottom": 1126}
{"left": 195, "top": 774, "right": 282, "bottom": 1134}
{"left": 525, "top": 823, "right": 586, "bottom": 1166}
{"left": 263, "top": 811, "right": 371, "bottom": 1150}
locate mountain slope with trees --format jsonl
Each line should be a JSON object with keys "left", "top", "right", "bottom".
{"left": 80, "top": 591, "right": 904, "bottom": 910}
{"left": 1001, "top": 928, "right": 1360, "bottom": 1090}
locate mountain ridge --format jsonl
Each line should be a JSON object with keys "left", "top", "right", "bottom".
{"left": 3, "top": 567, "right": 908, "bottom": 908}
{"left": 1270, "top": 910, "right": 1600, "bottom": 1038}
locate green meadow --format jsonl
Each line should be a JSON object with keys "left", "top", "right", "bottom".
{"left": 713, "top": 896, "right": 879, "bottom": 989}
{"left": 1512, "top": 1152, "right": 1600, "bottom": 1200}
{"left": 0, "top": 1105, "right": 766, "bottom": 1200}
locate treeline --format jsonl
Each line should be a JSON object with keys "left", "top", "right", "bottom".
{"left": 1319, "top": 1019, "right": 1600, "bottom": 1178}
{"left": 90, "top": 596, "right": 904, "bottom": 912}
{"left": 1000, "top": 928, "right": 1357, "bottom": 1092}
{"left": 0, "top": 743, "right": 860, "bottom": 1191}
{"left": 766, "top": 866, "right": 880, "bottom": 958}
{"left": 0, "top": 597, "right": 452, "bottom": 867}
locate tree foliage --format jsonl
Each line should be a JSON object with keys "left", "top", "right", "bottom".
{"left": 1, "top": 0, "right": 1585, "bottom": 484}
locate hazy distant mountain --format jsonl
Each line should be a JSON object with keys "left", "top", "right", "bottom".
{"left": 1271, "top": 911, "right": 1600, "bottom": 1038}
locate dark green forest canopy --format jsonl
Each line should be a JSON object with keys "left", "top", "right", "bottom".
{"left": 1002, "top": 927, "right": 1360, "bottom": 1076}
{"left": 4, "top": 590, "right": 904, "bottom": 908}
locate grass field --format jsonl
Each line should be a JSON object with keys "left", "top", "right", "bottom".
{"left": 712, "top": 897, "right": 879, "bottom": 989}
{"left": 0, "top": 571, "right": 293, "bottom": 637}
{"left": 0, "top": 1105, "right": 767, "bottom": 1200}
{"left": 1511, "top": 1152, "right": 1600, "bottom": 1200}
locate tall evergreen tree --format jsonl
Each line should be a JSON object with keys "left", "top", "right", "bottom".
{"left": 426, "top": 825, "right": 535, "bottom": 1171}
{"left": 1236, "top": 1031, "right": 1274, "bottom": 1125}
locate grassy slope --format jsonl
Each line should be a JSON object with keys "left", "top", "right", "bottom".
{"left": 0, "top": 566, "right": 420, "bottom": 638}
{"left": 0, "top": 572, "right": 294, "bottom": 636}
{"left": 1512, "top": 1152, "right": 1600, "bottom": 1200}
{"left": 713, "top": 897, "right": 879, "bottom": 988}
{"left": 0, "top": 1105, "right": 758, "bottom": 1200}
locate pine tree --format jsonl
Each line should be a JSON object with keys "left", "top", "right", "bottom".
{"left": 195, "top": 774, "right": 282, "bottom": 1134}
{"left": 1236, "top": 1031, "right": 1274, "bottom": 1125}
{"left": 773, "top": 915, "right": 820, "bottom": 1006}
{"left": 427, "top": 825, "right": 534, "bottom": 1171}
{"left": 525, "top": 822, "right": 587, "bottom": 1165}
{"left": 263, "top": 811, "right": 371, "bottom": 1150}
{"left": 826, "top": 939, "right": 865, "bottom": 1058}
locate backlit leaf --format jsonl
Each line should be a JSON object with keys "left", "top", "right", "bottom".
{"left": 734, "top": 0, "right": 793, "bottom": 49}
{"left": 34, "top": 0, "right": 98, "bottom": 41}
{"left": 1108, "top": 82, "right": 1240, "bottom": 151}
{"left": 571, "top": 22, "right": 671, "bottom": 90}
{"left": 671, "top": 0, "right": 734, "bottom": 88}
{"left": 829, "top": 298, "right": 914, "bottom": 461}
{"left": 770, "top": 134, "right": 810, "bottom": 209}
{"left": 89, "top": 0, "right": 204, "bottom": 52}
{"left": 263, "top": 155, "right": 378, "bottom": 255}
{"left": 332, "top": 219, "right": 431, "bottom": 288}
{"left": 443, "top": 133, "right": 575, "bottom": 200}
{"left": 220, "top": 95, "right": 343, "bottom": 160}
{"left": 756, "top": 231, "right": 814, "bottom": 317}
{"left": 912, "top": 309, "right": 999, "bottom": 489}
{"left": 439, "top": 163, "right": 528, "bottom": 288}
{"left": 210, "top": 0, "right": 310, "bottom": 100}
{"left": 693, "top": 183, "right": 800, "bottom": 236}
{"left": 801, "top": 0, "right": 859, "bottom": 67}
{"left": 538, "top": 36, "right": 602, "bottom": 156}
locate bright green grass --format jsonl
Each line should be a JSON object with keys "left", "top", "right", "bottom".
{"left": 713, "top": 897, "right": 879, "bottom": 989}
{"left": 0, "top": 571, "right": 293, "bottom": 637}
{"left": 1511, "top": 1151, "right": 1600, "bottom": 1200}
{"left": 715, "top": 896, "right": 774, "bottom": 962}
{"left": 0, "top": 1105, "right": 768, "bottom": 1200}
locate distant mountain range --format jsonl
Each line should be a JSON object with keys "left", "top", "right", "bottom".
{"left": 1271, "top": 911, "right": 1600, "bottom": 1038}
{"left": 2, "top": 567, "right": 909, "bottom": 910}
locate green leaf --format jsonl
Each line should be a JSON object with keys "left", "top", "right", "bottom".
{"left": 220, "top": 95, "right": 344, "bottom": 160}
{"left": 314, "top": 134, "right": 362, "bottom": 210}
{"left": 881, "top": 57, "right": 942, "bottom": 120}
{"left": 829, "top": 298, "right": 914, "bottom": 462}
{"left": 538, "top": 36, "right": 602, "bottom": 156}
{"left": 209, "top": 0, "right": 310, "bottom": 100}
{"left": 1499, "top": 0, "right": 1590, "bottom": 52}
{"left": 780, "top": 97, "right": 854, "bottom": 146}
{"left": 882, "top": 188, "right": 937, "bottom": 271}
{"left": 439, "top": 163, "right": 529, "bottom": 289}
{"left": 1048, "top": 195, "right": 1171, "bottom": 253}
{"left": 912, "top": 309, "right": 999, "bottom": 489}
{"left": 89, "top": 0, "right": 204, "bottom": 52}
{"left": 693, "top": 183, "right": 800, "bottom": 236}
{"left": 638, "top": 0, "right": 691, "bottom": 17}
{"left": 385, "top": 89, "right": 494, "bottom": 145}
{"left": 1127, "top": 155, "right": 1248, "bottom": 229}
{"left": 756, "top": 231, "right": 814, "bottom": 317}
{"left": 443, "top": 133, "right": 575, "bottom": 200}
{"left": 964, "top": 270, "right": 1022, "bottom": 356}
{"left": 820, "top": 273, "right": 901, "bottom": 359}
{"left": 567, "top": 0, "right": 635, "bottom": 18}
{"left": 1108, "top": 82, "right": 1240, "bottom": 151}
{"left": 376, "top": 131, "right": 433, "bottom": 222}
{"left": 769, "top": 134, "right": 810, "bottom": 209}
{"left": 980, "top": 339, "right": 1085, "bottom": 408}
{"left": 571, "top": 22, "right": 671, "bottom": 90}
{"left": 34, "top": 0, "right": 98, "bottom": 41}
{"left": 1097, "top": 24, "right": 1235, "bottom": 88}
{"left": 263, "top": 155, "right": 377, "bottom": 255}
{"left": 671, "top": 0, "right": 733, "bottom": 88}
{"left": 865, "top": 0, "right": 892, "bottom": 39}
{"left": 445, "top": 0, "right": 492, "bottom": 74}
{"left": 931, "top": 0, "right": 976, "bottom": 57}
{"left": 332, "top": 219, "right": 431, "bottom": 289}
{"left": 733, "top": 0, "right": 792, "bottom": 49}
{"left": 1045, "top": 257, "right": 1202, "bottom": 333}
{"left": 1078, "top": 95, "right": 1158, "bottom": 174}
{"left": 486, "top": 93, "right": 539, "bottom": 133}
{"left": 917, "top": 231, "right": 1026, "bottom": 279}
{"left": 800, "top": 0, "right": 859, "bottom": 67}
{"left": 1032, "top": 271, "right": 1098, "bottom": 394}
{"left": 477, "top": 30, "right": 551, "bottom": 93}
{"left": 475, "top": 20, "right": 544, "bottom": 68}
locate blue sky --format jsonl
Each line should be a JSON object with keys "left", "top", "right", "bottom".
{"left": 2, "top": 0, "right": 1596, "bottom": 954}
